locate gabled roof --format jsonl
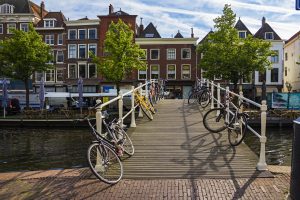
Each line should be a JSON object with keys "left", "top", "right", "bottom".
{"left": 109, "top": 9, "right": 129, "bottom": 16}
{"left": 29, "top": 1, "right": 48, "bottom": 18}
{"left": 0, "top": 0, "right": 31, "bottom": 13}
{"left": 174, "top": 31, "right": 183, "bottom": 38}
{"left": 36, "top": 12, "right": 66, "bottom": 28}
{"left": 198, "top": 30, "right": 214, "bottom": 44}
{"left": 254, "top": 17, "right": 281, "bottom": 40}
{"left": 285, "top": 31, "right": 300, "bottom": 45}
{"left": 139, "top": 22, "right": 161, "bottom": 38}
{"left": 235, "top": 18, "right": 252, "bottom": 35}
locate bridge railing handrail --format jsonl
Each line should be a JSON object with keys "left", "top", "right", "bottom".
{"left": 200, "top": 78, "right": 267, "bottom": 171}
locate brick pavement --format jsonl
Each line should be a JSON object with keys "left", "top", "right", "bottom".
{"left": 0, "top": 167, "right": 290, "bottom": 200}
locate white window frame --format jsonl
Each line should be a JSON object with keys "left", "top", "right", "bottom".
{"left": 0, "top": 4, "right": 14, "bottom": 14}
{"left": 181, "top": 48, "right": 191, "bottom": 60}
{"left": 58, "top": 34, "right": 63, "bottom": 45}
{"left": 88, "top": 63, "right": 97, "bottom": 78}
{"left": 68, "top": 64, "right": 77, "bottom": 78}
{"left": 167, "top": 48, "right": 176, "bottom": 60}
{"left": 20, "top": 23, "right": 29, "bottom": 32}
{"left": 265, "top": 32, "right": 274, "bottom": 40}
{"left": 150, "top": 49, "right": 160, "bottom": 60}
{"left": 140, "top": 49, "right": 147, "bottom": 60}
{"left": 78, "top": 29, "right": 86, "bottom": 40}
{"left": 68, "top": 29, "right": 77, "bottom": 40}
{"left": 45, "top": 69, "right": 55, "bottom": 82}
{"left": 138, "top": 69, "right": 147, "bottom": 80}
{"left": 150, "top": 64, "right": 160, "bottom": 79}
{"left": 167, "top": 64, "right": 176, "bottom": 80}
{"left": 88, "top": 28, "right": 97, "bottom": 39}
{"left": 88, "top": 44, "right": 97, "bottom": 58}
{"left": 7, "top": 23, "right": 16, "bottom": 34}
{"left": 0, "top": 24, "right": 3, "bottom": 34}
{"left": 270, "top": 67, "right": 279, "bottom": 83}
{"left": 44, "top": 20, "right": 55, "bottom": 28}
{"left": 238, "top": 31, "right": 246, "bottom": 39}
{"left": 68, "top": 44, "right": 77, "bottom": 58}
{"left": 78, "top": 63, "right": 87, "bottom": 78}
{"left": 56, "top": 50, "right": 64, "bottom": 63}
{"left": 45, "top": 34, "right": 54, "bottom": 45}
{"left": 271, "top": 50, "right": 279, "bottom": 63}
{"left": 56, "top": 68, "right": 64, "bottom": 82}
{"left": 78, "top": 44, "right": 86, "bottom": 59}
{"left": 181, "top": 64, "right": 191, "bottom": 80}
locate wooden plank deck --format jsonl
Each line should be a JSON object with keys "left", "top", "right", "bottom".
{"left": 123, "top": 99, "right": 272, "bottom": 179}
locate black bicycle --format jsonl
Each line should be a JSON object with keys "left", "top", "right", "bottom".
{"left": 188, "top": 85, "right": 211, "bottom": 108}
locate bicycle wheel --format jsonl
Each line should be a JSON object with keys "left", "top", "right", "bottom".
{"left": 200, "top": 90, "right": 211, "bottom": 108}
{"left": 228, "top": 114, "right": 248, "bottom": 146}
{"left": 140, "top": 103, "right": 153, "bottom": 120}
{"left": 117, "top": 129, "right": 135, "bottom": 156}
{"left": 203, "top": 108, "right": 227, "bottom": 133}
{"left": 87, "top": 143, "right": 123, "bottom": 184}
{"left": 188, "top": 92, "right": 200, "bottom": 104}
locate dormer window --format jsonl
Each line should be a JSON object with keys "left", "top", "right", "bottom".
{"left": 44, "top": 20, "right": 56, "bottom": 28}
{"left": 0, "top": 4, "right": 14, "bottom": 14}
{"left": 238, "top": 31, "right": 246, "bottom": 39}
{"left": 145, "top": 33, "right": 154, "bottom": 38}
{"left": 265, "top": 32, "right": 274, "bottom": 40}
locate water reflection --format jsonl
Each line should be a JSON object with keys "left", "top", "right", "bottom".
{"left": 244, "top": 128, "right": 293, "bottom": 166}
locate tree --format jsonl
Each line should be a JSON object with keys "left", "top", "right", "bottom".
{"left": 197, "top": 4, "right": 273, "bottom": 92}
{"left": 92, "top": 19, "right": 146, "bottom": 92}
{"left": 0, "top": 24, "right": 52, "bottom": 108}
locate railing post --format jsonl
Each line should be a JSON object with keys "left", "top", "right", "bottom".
{"left": 217, "top": 83, "right": 221, "bottom": 115}
{"left": 145, "top": 80, "right": 149, "bottom": 99}
{"left": 130, "top": 86, "right": 136, "bottom": 127}
{"left": 138, "top": 83, "right": 143, "bottom": 118}
{"left": 257, "top": 100, "right": 268, "bottom": 171}
{"left": 225, "top": 86, "right": 230, "bottom": 124}
{"left": 95, "top": 99, "right": 103, "bottom": 171}
{"left": 118, "top": 91, "right": 123, "bottom": 125}
{"left": 238, "top": 91, "right": 244, "bottom": 141}
{"left": 211, "top": 81, "right": 214, "bottom": 109}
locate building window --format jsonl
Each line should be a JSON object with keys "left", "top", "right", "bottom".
{"left": 58, "top": 34, "right": 63, "bottom": 45}
{"left": 44, "top": 20, "right": 55, "bottom": 28}
{"left": 68, "top": 29, "right": 77, "bottom": 39}
{"left": 285, "top": 67, "right": 287, "bottom": 76}
{"left": 140, "top": 49, "right": 147, "bottom": 60}
{"left": 56, "top": 51, "right": 64, "bottom": 63}
{"left": 0, "top": 4, "right": 14, "bottom": 14}
{"left": 258, "top": 72, "right": 265, "bottom": 82}
{"left": 285, "top": 52, "right": 288, "bottom": 61}
{"left": 45, "top": 35, "right": 54, "bottom": 45}
{"left": 88, "top": 64, "right": 97, "bottom": 78}
{"left": 181, "top": 48, "right": 191, "bottom": 59}
{"left": 182, "top": 64, "right": 191, "bottom": 79}
{"left": 78, "top": 44, "right": 86, "bottom": 59}
{"left": 167, "top": 48, "right": 176, "bottom": 60}
{"left": 78, "top": 64, "right": 87, "bottom": 78}
{"left": 68, "top": 64, "right": 77, "bottom": 78}
{"left": 7, "top": 23, "right": 16, "bottom": 34}
{"left": 88, "top": 29, "right": 97, "bottom": 39}
{"left": 167, "top": 64, "right": 176, "bottom": 80}
{"left": 150, "top": 65, "right": 159, "bottom": 79}
{"left": 20, "top": 23, "right": 28, "bottom": 32}
{"left": 271, "top": 50, "right": 279, "bottom": 63}
{"left": 68, "top": 44, "right": 77, "bottom": 58}
{"left": 45, "top": 69, "right": 55, "bottom": 82}
{"left": 78, "top": 29, "right": 86, "bottom": 40}
{"left": 265, "top": 32, "right": 274, "bottom": 40}
{"left": 88, "top": 44, "right": 97, "bottom": 57}
{"left": 138, "top": 69, "right": 147, "bottom": 80}
{"left": 150, "top": 49, "right": 159, "bottom": 60}
{"left": 242, "top": 74, "right": 252, "bottom": 83}
{"left": 238, "top": 31, "right": 246, "bottom": 39}
{"left": 0, "top": 24, "right": 3, "bottom": 34}
{"left": 145, "top": 33, "right": 154, "bottom": 38}
{"left": 271, "top": 68, "right": 279, "bottom": 82}
{"left": 56, "top": 69, "right": 64, "bottom": 82}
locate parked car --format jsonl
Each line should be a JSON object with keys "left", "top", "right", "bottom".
{"left": 0, "top": 98, "right": 21, "bottom": 115}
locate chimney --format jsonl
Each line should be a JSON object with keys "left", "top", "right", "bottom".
{"left": 109, "top": 4, "right": 114, "bottom": 15}
{"left": 262, "top": 17, "right": 266, "bottom": 26}
{"left": 40, "top": 1, "right": 45, "bottom": 18}
{"left": 191, "top": 27, "right": 194, "bottom": 38}
{"left": 139, "top": 17, "right": 144, "bottom": 36}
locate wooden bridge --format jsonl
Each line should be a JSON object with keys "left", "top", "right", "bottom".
{"left": 123, "top": 99, "right": 271, "bottom": 179}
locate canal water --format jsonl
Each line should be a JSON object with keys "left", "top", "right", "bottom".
{"left": 0, "top": 127, "right": 293, "bottom": 172}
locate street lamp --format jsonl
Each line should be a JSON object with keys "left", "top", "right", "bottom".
{"left": 285, "top": 81, "right": 292, "bottom": 109}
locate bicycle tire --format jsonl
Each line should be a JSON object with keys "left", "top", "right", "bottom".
{"left": 87, "top": 143, "right": 123, "bottom": 184}
{"left": 200, "top": 90, "right": 211, "bottom": 108}
{"left": 188, "top": 92, "right": 200, "bottom": 104}
{"left": 115, "top": 127, "right": 135, "bottom": 156}
{"left": 140, "top": 104, "right": 153, "bottom": 120}
{"left": 203, "top": 108, "right": 227, "bottom": 133}
{"left": 228, "top": 114, "right": 248, "bottom": 146}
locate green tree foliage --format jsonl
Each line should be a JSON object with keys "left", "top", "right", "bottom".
{"left": 197, "top": 4, "right": 273, "bottom": 91}
{"left": 92, "top": 19, "right": 146, "bottom": 92}
{"left": 0, "top": 24, "right": 52, "bottom": 108}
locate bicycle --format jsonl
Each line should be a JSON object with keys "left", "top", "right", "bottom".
{"left": 202, "top": 94, "right": 249, "bottom": 146}
{"left": 188, "top": 85, "right": 211, "bottom": 108}
{"left": 134, "top": 90, "right": 155, "bottom": 120}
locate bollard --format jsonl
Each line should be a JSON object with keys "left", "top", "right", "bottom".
{"left": 118, "top": 91, "right": 123, "bottom": 125}
{"left": 211, "top": 81, "right": 214, "bottom": 109}
{"left": 257, "top": 100, "right": 267, "bottom": 171}
{"left": 130, "top": 86, "right": 137, "bottom": 127}
{"left": 217, "top": 83, "right": 221, "bottom": 115}
{"left": 138, "top": 83, "right": 143, "bottom": 118}
{"left": 290, "top": 117, "right": 300, "bottom": 200}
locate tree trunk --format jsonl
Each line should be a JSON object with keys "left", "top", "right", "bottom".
{"left": 24, "top": 79, "right": 30, "bottom": 108}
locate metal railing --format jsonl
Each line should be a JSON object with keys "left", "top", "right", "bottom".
{"left": 95, "top": 80, "right": 155, "bottom": 137}
{"left": 201, "top": 79, "right": 267, "bottom": 171}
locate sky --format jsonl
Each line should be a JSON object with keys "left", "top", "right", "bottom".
{"left": 32, "top": 0, "right": 300, "bottom": 40}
